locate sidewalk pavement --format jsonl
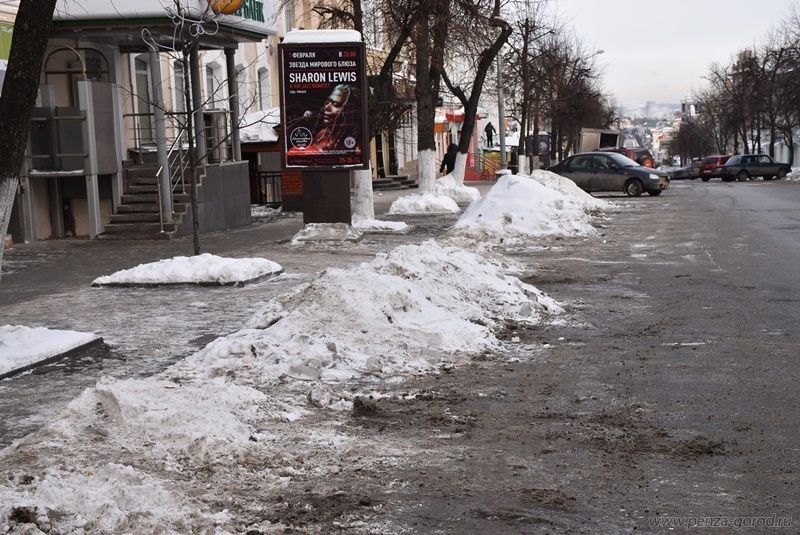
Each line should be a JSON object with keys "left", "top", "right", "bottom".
{"left": 0, "top": 184, "right": 489, "bottom": 308}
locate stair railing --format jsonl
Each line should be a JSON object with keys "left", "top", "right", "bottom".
{"left": 154, "top": 126, "right": 190, "bottom": 233}
{"left": 168, "top": 127, "right": 190, "bottom": 195}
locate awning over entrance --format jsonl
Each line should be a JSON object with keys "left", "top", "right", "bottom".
{"left": 52, "top": 0, "right": 277, "bottom": 48}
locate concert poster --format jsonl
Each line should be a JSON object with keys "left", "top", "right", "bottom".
{"left": 279, "top": 41, "right": 368, "bottom": 170}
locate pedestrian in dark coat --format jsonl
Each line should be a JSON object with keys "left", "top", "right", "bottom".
{"left": 440, "top": 143, "right": 458, "bottom": 175}
{"left": 484, "top": 122, "right": 497, "bottom": 147}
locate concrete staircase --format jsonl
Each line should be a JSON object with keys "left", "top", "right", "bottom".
{"left": 373, "top": 174, "right": 418, "bottom": 190}
{"left": 99, "top": 166, "right": 193, "bottom": 240}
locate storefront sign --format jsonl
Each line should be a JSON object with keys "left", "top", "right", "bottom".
{"left": 279, "top": 41, "right": 368, "bottom": 170}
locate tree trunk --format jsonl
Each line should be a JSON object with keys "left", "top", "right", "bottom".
{"left": 351, "top": 167, "right": 374, "bottom": 221}
{"left": 0, "top": 0, "right": 58, "bottom": 282}
{"left": 415, "top": 28, "right": 437, "bottom": 194}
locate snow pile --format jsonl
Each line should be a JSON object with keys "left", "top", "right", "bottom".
{"left": 388, "top": 191, "right": 460, "bottom": 214}
{"left": 450, "top": 172, "right": 606, "bottom": 244}
{"left": 0, "top": 167, "right": 614, "bottom": 533}
{"left": 527, "top": 169, "right": 609, "bottom": 211}
{"left": 783, "top": 167, "right": 800, "bottom": 181}
{"left": 434, "top": 174, "right": 482, "bottom": 203}
{"left": 91, "top": 253, "right": 283, "bottom": 286}
{"left": 0, "top": 240, "right": 560, "bottom": 533}
{"left": 351, "top": 216, "right": 410, "bottom": 233}
{"left": 179, "top": 240, "right": 559, "bottom": 384}
{"left": 290, "top": 223, "right": 363, "bottom": 244}
{"left": 0, "top": 325, "right": 100, "bottom": 376}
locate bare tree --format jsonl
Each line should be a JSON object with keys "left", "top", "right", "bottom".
{"left": 535, "top": 30, "right": 607, "bottom": 161}
{"left": 0, "top": 0, "right": 59, "bottom": 282}
{"left": 439, "top": 0, "right": 513, "bottom": 185}
{"left": 412, "top": 0, "right": 451, "bottom": 192}
{"left": 497, "top": 0, "right": 550, "bottom": 167}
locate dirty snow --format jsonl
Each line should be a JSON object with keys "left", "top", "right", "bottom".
{"left": 0, "top": 171, "right": 605, "bottom": 533}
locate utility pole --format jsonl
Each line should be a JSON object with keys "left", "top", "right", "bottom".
{"left": 497, "top": 52, "right": 507, "bottom": 170}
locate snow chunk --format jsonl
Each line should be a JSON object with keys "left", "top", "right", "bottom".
{"left": 434, "top": 174, "right": 482, "bottom": 203}
{"left": 388, "top": 192, "right": 460, "bottom": 214}
{"left": 91, "top": 253, "right": 283, "bottom": 286}
{"left": 0, "top": 325, "right": 100, "bottom": 376}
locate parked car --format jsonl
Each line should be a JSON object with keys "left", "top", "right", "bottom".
{"left": 715, "top": 154, "right": 792, "bottom": 182}
{"left": 698, "top": 155, "right": 732, "bottom": 181}
{"left": 669, "top": 160, "right": 701, "bottom": 180}
{"left": 595, "top": 147, "right": 655, "bottom": 168}
{"left": 548, "top": 152, "right": 670, "bottom": 197}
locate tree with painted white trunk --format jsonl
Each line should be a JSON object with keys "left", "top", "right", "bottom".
{"left": 412, "top": 0, "right": 449, "bottom": 195}
{"left": 0, "top": 0, "right": 59, "bottom": 283}
{"left": 440, "top": 0, "right": 512, "bottom": 189}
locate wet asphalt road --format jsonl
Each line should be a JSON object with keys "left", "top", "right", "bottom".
{"left": 354, "top": 179, "right": 800, "bottom": 532}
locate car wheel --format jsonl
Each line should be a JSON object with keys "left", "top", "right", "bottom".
{"left": 701, "top": 177, "right": 710, "bottom": 182}
{"left": 777, "top": 168, "right": 788, "bottom": 179}
{"left": 624, "top": 179, "right": 643, "bottom": 197}
{"left": 737, "top": 171, "right": 749, "bottom": 182}
{"left": 764, "top": 176, "right": 773, "bottom": 181}
{"left": 648, "top": 190, "right": 662, "bottom": 196}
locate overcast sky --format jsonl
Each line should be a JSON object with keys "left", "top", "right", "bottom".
{"left": 557, "top": 0, "right": 792, "bottom": 111}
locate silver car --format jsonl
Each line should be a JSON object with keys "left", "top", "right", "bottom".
{"left": 548, "top": 152, "right": 670, "bottom": 197}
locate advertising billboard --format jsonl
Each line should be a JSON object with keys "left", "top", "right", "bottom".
{"left": 279, "top": 41, "right": 368, "bottom": 170}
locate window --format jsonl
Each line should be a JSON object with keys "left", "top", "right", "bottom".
{"left": 236, "top": 64, "right": 248, "bottom": 115}
{"left": 595, "top": 155, "right": 614, "bottom": 170}
{"left": 205, "top": 62, "right": 223, "bottom": 109}
{"left": 134, "top": 55, "right": 154, "bottom": 143}
{"left": 173, "top": 60, "right": 187, "bottom": 114}
{"left": 571, "top": 155, "right": 592, "bottom": 168}
{"left": 362, "top": 0, "right": 385, "bottom": 49}
{"left": 258, "top": 67, "right": 271, "bottom": 110}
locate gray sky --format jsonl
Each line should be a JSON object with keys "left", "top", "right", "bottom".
{"left": 557, "top": 0, "right": 791, "bottom": 110}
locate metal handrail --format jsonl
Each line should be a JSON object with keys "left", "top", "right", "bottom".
{"left": 153, "top": 125, "right": 190, "bottom": 233}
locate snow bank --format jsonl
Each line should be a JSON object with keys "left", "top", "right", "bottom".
{"left": 179, "top": 240, "right": 560, "bottom": 383}
{"left": 0, "top": 325, "right": 100, "bottom": 376}
{"left": 91, "top": 253, "right": 283, "bottom": 286}
{"left": 388, "top": 192, "right": 460, "bottom": 214}
{"left": 450, "top": 172, "right": 606, "bottom": 244}
{"left": 434, "top": 174, "right": 482, "bottom": 203}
